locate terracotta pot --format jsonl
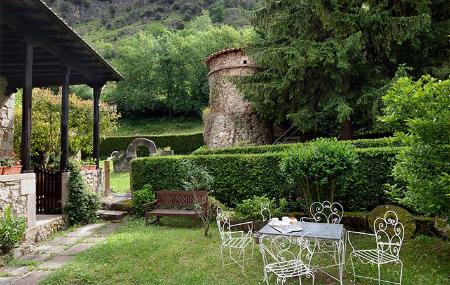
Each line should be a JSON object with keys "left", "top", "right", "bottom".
{"left": 2, "top": 165, "right": 22, "bottom": 175}
{"left": 81, "top": 165, "right": 97, "bottom": 171}
{"left": 0, "top": 166, "right": 4, "bottom": 175}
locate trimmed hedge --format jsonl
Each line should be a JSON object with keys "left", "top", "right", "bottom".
{"left": 100, "top": 132, "right": 204, "bottom": 157}
{"left": 192, "top": 137, "right": 402, "bottom": 155}
{"left": 131, "top": 146, "right": 403, "bottom": 212}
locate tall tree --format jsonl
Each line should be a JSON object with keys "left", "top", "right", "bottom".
{"left": 240, "top": 0, "right": 450, "bottom": 138}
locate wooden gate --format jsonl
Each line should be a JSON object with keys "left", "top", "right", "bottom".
{"left": 35, "top": 167, "right": 63, "bottom": 214}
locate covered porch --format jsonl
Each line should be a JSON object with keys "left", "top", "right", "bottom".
{"left": 0, "top": 0, "right": 123, "bottom": 228}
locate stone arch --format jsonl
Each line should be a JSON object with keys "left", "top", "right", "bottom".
{"left": 126, "top": 138, "right": 157, "bottom": 159}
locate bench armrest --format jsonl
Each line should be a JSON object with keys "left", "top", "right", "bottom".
{"left": 143, "top": 200, "right": 158, "bottom": 212}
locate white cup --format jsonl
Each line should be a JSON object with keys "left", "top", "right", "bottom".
{"left": 271, "top": 218, "right": 279, "bottom": 223}
{"left": 282, "top": 216, "right": 289, "bottom": 222}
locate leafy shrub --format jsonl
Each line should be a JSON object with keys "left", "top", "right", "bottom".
{"left": 234, "top": 196, "right": 286, "bottom": 220}
{"left": 65, "top": 162, "right": 100, "bottom": 225}
{"left": 280, "top": 138, "right": 358, "bottom": 207}
{"left": 14, "top": 88, "right": 119, "bottom": 164}
{"left": 179, "top": 160, "right": 213, "bottom": 191}
{"left": 131, "top": 146, "right": 398, "bottom": 212}
{"left": 380, "top": 76, "right": 450, "bottom": 216}
{"left": 0, "top": 206, "right": 26, "bottom": 254}
{"left": 338, "top": 147, "right": 401, "bottom": 211}
{"left": 100, "top": 132, "right": 204, "bottom": 157}
{"left": 132, "top": 184, "right": 155, "bottom": 217}
{"left": 193, "top": 137, "right": 401, "bottom": 155}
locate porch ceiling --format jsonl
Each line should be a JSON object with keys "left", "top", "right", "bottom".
{"left": 0, "top": 0, "right": 123, "bottom": 89}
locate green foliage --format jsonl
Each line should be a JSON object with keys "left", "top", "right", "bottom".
{"left": 240, "top": 0, "right": 450, "bottom": 136}
{"left": 179, "top": 160, "right": 213, "bottom": 191}
{"left": 14, "top": 89, "right": 119, "bottom": 165}
{"left": 131, "top": 147, "right": 398, "bottom": 211}
{"left": 132, "top": 184, "right": 155, "bottom": 217}
{"left": 234, "top": 196, "right": 286, "bottom": 220}
{"left": 340, "top": 147, "right": 401, "bottom": 212}
{"left": 193, "top": 137, "right": 401, "bottom": 155}
{"left": 65, "top": 162, "right": 100, "bottom": 225}
{"left": 106, "top": 14, "right": 255, "bottom": 117}
{"left": 100, "top": 132, "right": 204, "bottom": 157}
{"left": 380, "top": 76, "right": 450, "bottom": 216}
{"left": 280, "top": 138, "right": 358, "bottom": 206}
{"left": 0, "top": 206, "right": 26, "bottom": 254}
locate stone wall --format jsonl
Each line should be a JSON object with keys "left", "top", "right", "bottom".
{"left": 81, "top": 169, "right": 104, "bottom": 196}
{"left": 0, "top": 76, "right": 15, "bottom": 158}
{"left": 0, "top": 173, "right": 37, "bottom": 228}
{"left": 204, "top": 49, "right": 271, "bottom": 148}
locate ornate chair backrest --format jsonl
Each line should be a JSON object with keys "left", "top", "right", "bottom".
{"left": 373, "top": 211, "right": 404, "bottom": 259}
{"left": 261, "top": 202, "right": 271, "bottom": 222}
{"left": 259, "top": 233, "right": 315, "bottom": 268}
{"left": 216, "top": 207, "right": 230, "bottom": 242}
{"left": 310, "top": 201, "right": 344, "bottom": 224}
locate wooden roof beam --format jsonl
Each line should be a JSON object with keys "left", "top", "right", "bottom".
{"left": 1, "top": 13, "right": 98, "bottom": 82}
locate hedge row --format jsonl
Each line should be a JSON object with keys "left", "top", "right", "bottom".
{"left": 100, "top": 132, "right": 204, "bottom": 157}
{"left": 192, "top": 137, "right": 402, "bottom": 155}
{"left": 131, "top": 146, "right": 402, "bottom": 212}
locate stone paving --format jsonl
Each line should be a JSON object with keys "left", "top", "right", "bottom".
{"left": 0, "top": 222, "right": 122, "bottom": 285}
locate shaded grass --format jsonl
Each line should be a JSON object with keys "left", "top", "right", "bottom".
{"left": 116, "top": 117, "right": 203, "bottom": 136}
{"left": 41, "top": 219, "right": 450, "bottom": 285}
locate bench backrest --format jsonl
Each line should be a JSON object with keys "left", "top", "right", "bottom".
{"left": 156, "top": 190, "right": 208, "bottom": 211}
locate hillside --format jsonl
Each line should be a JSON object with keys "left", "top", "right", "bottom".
{"left": 43, "top": 0, "right": 258, "bottom": 42}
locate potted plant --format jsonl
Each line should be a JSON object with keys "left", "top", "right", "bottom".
{"left": 81, "top": 159, "right": 97, "bottom": 171}
{"left": 1, "top": 157, "right": 22, "bottom": 175}
{"left": 158, "top": 147, "right": 174, "bottom": 156}
{"left": 0, "top": 159, "right": 5, "bottom": 175}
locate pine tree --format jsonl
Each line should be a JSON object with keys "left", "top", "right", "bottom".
{"left": 241, "top": 0, "right": 450, "bottom": 138}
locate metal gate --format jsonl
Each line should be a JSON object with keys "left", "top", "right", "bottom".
{"left": 35, "top": 167, "right": 63, "bottom": 214}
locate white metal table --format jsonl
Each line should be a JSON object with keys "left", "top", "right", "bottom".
{"left": 257, "top": 221, "right": 346, "bottom": 285}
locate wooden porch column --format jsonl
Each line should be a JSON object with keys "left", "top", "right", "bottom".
{"left": 21, "top": 41, "right": 33, "bottom": 172}
{"left": 60, "top": 66, "right": 71, "bottom": 171}
{"left": 92, "top": 85, "right": 103, "bottom": 169}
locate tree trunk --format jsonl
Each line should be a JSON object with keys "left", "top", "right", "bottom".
{"left": 339, "top": 120, "right": 353, "bottom": 140}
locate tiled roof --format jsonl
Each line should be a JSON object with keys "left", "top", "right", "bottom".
{"left": 205, "top": 48, "right": 243, "bottom": 64}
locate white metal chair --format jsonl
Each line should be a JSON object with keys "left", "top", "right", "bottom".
{"left": 301, "top": 201, "right": 344, "bottom": 224}
{"left": 216, "top": 207, "right": 254, "bottom": 270}
{"left": 261, "top": 202, "right": 272, "bottom": 222}
{"left": 348, "top": 211, "right": 404, "bottom": 285}
{"left": 300, "top": 201, "right": 345, "bottom": 262}
{"left": 259, "top": 233, "right": 316, "bottom": 285}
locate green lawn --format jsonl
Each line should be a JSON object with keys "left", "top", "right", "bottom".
{"left": 110, "top": 171, "right": 130, "bottom": 194}
{"left": 41, "top": 219, "right": 450, "bottom": 285}
{"left": 115, "top": 117, "right": 203, "bottom": 136}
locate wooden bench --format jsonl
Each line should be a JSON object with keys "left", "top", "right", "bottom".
{"left": 144, "top": 190, "right": 208, "bottom": 224}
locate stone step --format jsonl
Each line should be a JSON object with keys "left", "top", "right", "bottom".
{"left": 101, "top": 194, "right": 132, "bottom": 212}
{"left": 96, "top": 210, "right": 127, "bottom": 221}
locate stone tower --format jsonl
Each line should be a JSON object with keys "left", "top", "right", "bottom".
{"left": 203, "top": 48, "right": 271, "bottom": 148}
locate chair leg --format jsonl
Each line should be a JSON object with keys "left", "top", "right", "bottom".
{"left": 377, "top": 263, "right": 381, "bottom": 285}
{"left": 311, "top": 273, "right": 315, "bottom": 285}
{"left": 220, "top": 246, "right": 225, "bottom": 267}
{"left": 350, "top": 252, "right": 356, "bottom": 284}
{"left": 399, "top": 260, "right": 404, "bottom": 285}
